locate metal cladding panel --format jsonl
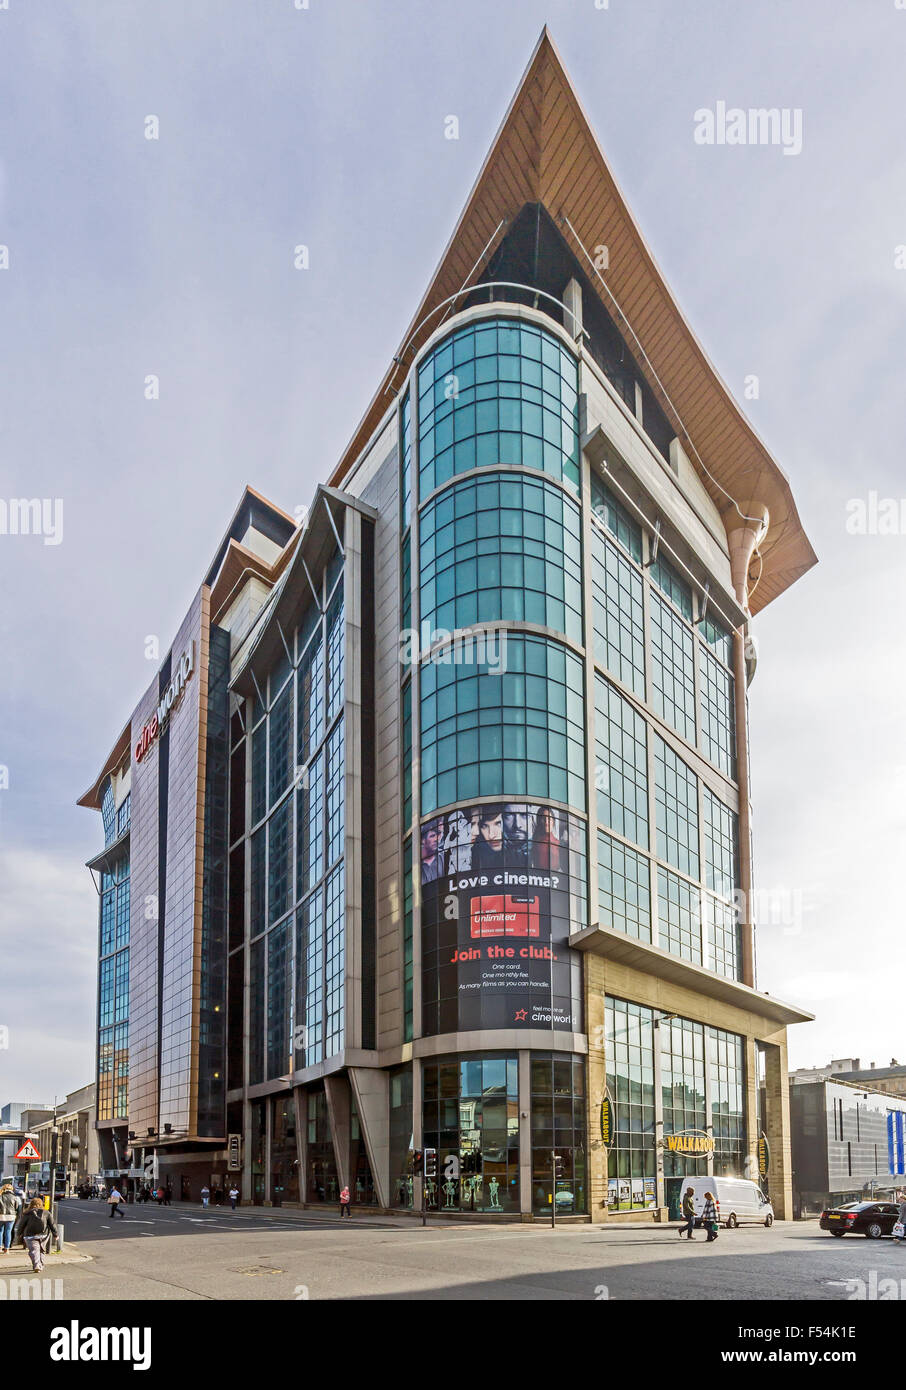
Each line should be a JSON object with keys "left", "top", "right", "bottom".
{"left": 159, "top": 594, "right": 206, "bottom": 1136}
{"left": 127, "top": 665, "right": 165, "bottom": 1139}
{"left": 127, "top": 592, "right": 205, "bottom": 1141}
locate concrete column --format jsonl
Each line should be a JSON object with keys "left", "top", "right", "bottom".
{"left": 518, "top": 1051, "right": 532, "bottom": 1220}
{"left": 349, "top": 1066, "right": 390, "bottom": 1208}
{"left": 763, "top": 1037, "right": 794, "bottom": 1220}
{"left": 240, "top": 1098, "right": 252, "bottom": 1204}
{"left": 293, "top": 1086, "right": 308, "bottom": 1205}
{"left": 264, "top": 1096, "right": 273, "bottom": 1205}
{"left": 654, "top": 1020, "right": 665, "bottom": 1209}
{"left": 324, "top": 1073, "right": 352, "bottom": 1191}
{"left": 585, "top": 958, "right": 608, "bottom": 1222}
{"left": 743, "top": 1038, "right": 760, "bottom": 1185}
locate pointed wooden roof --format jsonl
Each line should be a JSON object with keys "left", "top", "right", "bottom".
{"left": 330, "top": 28, "right": 816, "bottom": 613}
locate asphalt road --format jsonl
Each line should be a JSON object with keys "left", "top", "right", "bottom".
{"left": 42, "top": 1200, "right": 906, "bottom": 1300}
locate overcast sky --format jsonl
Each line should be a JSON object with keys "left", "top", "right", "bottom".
{"left": 1, "top": 0, "right": 904, "bottom": 1105}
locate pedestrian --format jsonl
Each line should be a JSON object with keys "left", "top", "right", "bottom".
{"left": 0, "top": 1183, "right": 19, "bottom": 1254}
{"left": 701, "top": 1190, "right": 720, "bottom": 1242}
{"left": 894, "top": 1191, "right": 906, "bottom": 1245}
{"left": 14, "top": 1198, "right": 58, "bottom": 1272}
{"left": 679, "top": 1186, "right": 697, "bottom": 1240}
{"left": 107, "top": 1186, "right": 126, "bottom": 1220}
{"left": 228, "top": 1186, "right": 239, "bottom": 1211}
{"left": 339, "top": 1184, "right": 351, "bottom": 1218}
{"left": 156, "top": 1185, "right": 165, "bottom": 1206}
{"left": 164, "top": 1182, "right": 172, "bottom": 1207}
{"left": 201, "top": 1185, "right": 210, "bottom": 1209}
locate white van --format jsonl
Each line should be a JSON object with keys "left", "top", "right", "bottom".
{"left": 681, "top": 1176, "right": 774, "bottom": 1228}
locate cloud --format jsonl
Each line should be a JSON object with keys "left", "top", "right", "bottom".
{"left": 0, "top": 847, "right": 97, "bottom": 1100}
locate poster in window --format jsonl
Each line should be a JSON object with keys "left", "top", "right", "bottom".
{"left": 420, "top": 801, "right": 585, "bottom": 1034}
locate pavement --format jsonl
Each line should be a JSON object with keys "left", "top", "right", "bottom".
{"left": 0, "top": 1247, "right": 90, "bottom": 1271}
{"left": 8, "top": 1197, "right": 905, "bottom": 1300}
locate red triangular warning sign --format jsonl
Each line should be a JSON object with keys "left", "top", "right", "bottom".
{"left": 14, "top": 1139, "right": 41, "bottom": 1161}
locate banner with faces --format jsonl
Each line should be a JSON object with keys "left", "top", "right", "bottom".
{"left": 420, "top": 801, "right": 585, "bottom": 1034}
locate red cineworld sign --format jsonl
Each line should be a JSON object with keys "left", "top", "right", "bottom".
{"left": 134, "top": 643, "right": 195, "bottom": 763}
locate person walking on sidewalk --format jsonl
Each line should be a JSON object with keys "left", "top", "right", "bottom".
{"left": 228, "top": 1186, "right": 239, "bottom": 1211}
{"left": 893, "top": 1192, "right": 906, "bottom": 1245}
{"left": 679, "top": 1187, "right": 697, "bottom": 1240}
{"left": 14, "top": 1198, "right": 58, "bottom": 1272}
{"left": 0, "top": 1184, "right": 20, "bottom": 1254}
{"left": 108, "top": 1186, "right": 126, "bottom": 1220}
{"left": 339, "top": 1185, "right": 351, "bottom": 1219}
{"left": 201, "top": 1185, "right": 210, "bottom": 1208}
{"left": 701, "top": 1191, "right": 720, "bottom": 1243}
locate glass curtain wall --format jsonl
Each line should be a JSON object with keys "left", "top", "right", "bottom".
{"left": 590, "top": 475, "right": 743, "bottom": 980}
{"left": 422, "top": 1056, "right": 520, "bottom": 1213}
{"left": 605, "top": 995, "right": 748, "bottom": 1213}
{"left": 97, "top": 789, "right": 130, "bottom": 1123}
{"left": 232, "top": 549, "right": 346, "bottom": 1093}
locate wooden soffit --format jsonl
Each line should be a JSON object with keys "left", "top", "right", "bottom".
{"left": 329, "top": 28, "right": 816, "bottom": 614}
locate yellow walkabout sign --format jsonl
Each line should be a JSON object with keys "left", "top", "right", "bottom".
{"left": 664, "top": 1134, "right": 714, "bottom": 1154}
{"left": 600, "top": 1097, "right": 614, "bottom": 1146}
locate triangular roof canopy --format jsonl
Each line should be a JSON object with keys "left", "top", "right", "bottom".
{"left": 330, "top": 28, "right": 816, "bottom": 613}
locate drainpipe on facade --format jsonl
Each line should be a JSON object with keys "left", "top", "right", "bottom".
{"left": 725, "top": 503, "right": 769, "bottom": 991}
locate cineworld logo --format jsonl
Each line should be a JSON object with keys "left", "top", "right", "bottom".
{"left": 134, "top": 643, "right": 195, "bottom": 763}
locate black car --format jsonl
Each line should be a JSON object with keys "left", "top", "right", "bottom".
{"left": 819, "top": 1201, "right": 902, "bottom": 1238}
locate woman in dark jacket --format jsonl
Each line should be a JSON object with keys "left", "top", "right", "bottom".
{"left": 15, "top": 1199, "right": 58, "bottom": 1272}
{"left": 700, "top": 1192, "right": 720, "bottom": 1243}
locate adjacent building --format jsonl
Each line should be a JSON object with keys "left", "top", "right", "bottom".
{"left": 79, "top": 30, "right": 816, "bottom": 1219}
{"left": 790, "top": 1079, "right": 906, "bottom": 1217}
{"left": 0, "top": 1100, "right": 50, "bottom": 1177}
{"left": 791, "top": 1060, "right": 906, "bottom": 1099}
{"left": 29, "top": 1085, "right": 100, "bottom": 1195}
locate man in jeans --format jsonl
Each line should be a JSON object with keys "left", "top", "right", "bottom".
{"left": 680, "top": 1187, "right": 697, "bottom": 1240}
{"left": 108, "top": 1186, "right": 126, "bottom": 1219}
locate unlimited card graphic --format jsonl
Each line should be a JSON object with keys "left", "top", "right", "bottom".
{"left": 469, "top": 893, "right": 541, "bottom": 938}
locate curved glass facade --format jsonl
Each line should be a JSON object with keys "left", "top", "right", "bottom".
{"left": 417, "top": 319, "right": 579, "bottom": 497}
{"left": 419, "top": 633, "right": 586, "bottom": 814}
{"left": 412, "top": 315, "right": 589, "bottom": 1215}
{"left": 419, "top": 471, "right": 583, "bottom": 644}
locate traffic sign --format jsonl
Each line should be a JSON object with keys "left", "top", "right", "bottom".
{"left": 14, "top": 1139, "right": 41, "bottom": 1161}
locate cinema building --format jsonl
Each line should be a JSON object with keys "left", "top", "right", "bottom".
{"left": 79, "top": 31, "right": 816, "bottom": 1219}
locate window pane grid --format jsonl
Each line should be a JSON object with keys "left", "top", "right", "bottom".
{"left": 591, "top": 530, "right": 645, "bottom": 698}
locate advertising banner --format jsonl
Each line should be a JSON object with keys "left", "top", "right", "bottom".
{"left": 420, "top": 800, "right": 585, "bottom": 1034}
